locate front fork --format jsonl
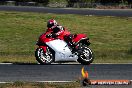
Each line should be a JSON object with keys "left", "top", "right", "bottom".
{"left": 73, "top": 39, "right": 90, "bottom": 55}
{"left": 35, "top": 45, "right": 47, "bottom": 53}
{"left": 36, "top": 40, "right": 48, "bottom": 53}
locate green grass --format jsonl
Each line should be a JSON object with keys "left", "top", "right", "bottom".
{"left": 1, "top": 81, "right": 132, "bottom": 88}
{"left": 0, "top": 82, "right": 81, "bottom": 88}
{"left": 0, "top": 11, "right": 132, "bottom": 63}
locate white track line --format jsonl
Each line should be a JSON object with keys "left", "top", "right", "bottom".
{"left": 91, "top": 63, "right": 132, "bottom": 64}
{"left": 0, "top": 63, "right": 13, "bottom": 65}
{"left": 37, "top": 81, "right": 75, "bottom": 83}
{"left": 0, "top": 80, "right": 132, "bottom": 83}
{"left": 0, "top": 80, "right": 131, "bottom": 83}
{"left": 0, "top": 82, "right": 13, "bottom": 83}
{"left": 0, "top": 63, "right": 132, "bottom": 65}
{"left": 0, "top": 81, "right": 75, "bottom": 83}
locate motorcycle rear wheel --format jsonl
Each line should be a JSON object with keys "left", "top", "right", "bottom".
{"left": 35, "top": 47, "right": 54, "bottom": 64}
{"left": 77, "top": 46, "right": 94, "bottom": 65}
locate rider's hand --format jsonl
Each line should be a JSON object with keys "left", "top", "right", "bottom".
{"left": 46, "top": 34, "right": 52, "bottom": 38}
{"left": 46, "top": 33, "right": 57, "bottom": 38}
{"left": 51, "top": 33, "right": 57, "bottom": 38}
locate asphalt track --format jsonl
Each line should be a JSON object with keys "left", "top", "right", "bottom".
{"left": 0, "top": 6, "right": 132, "bottom": 17}
{"left": 0, "top": 64, "right": 132, "bottom": 82}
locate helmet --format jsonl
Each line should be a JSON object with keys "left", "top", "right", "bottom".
{"left": 47, "top": 19, "right": 57, "bottom": 28}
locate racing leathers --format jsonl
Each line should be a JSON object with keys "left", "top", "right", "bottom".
{"left": 47, "top": 25, "right": 75, "bottom": 48}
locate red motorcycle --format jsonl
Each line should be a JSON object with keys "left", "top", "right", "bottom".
{"left": 35, "top": 30, "right": 94, "bottom": 65}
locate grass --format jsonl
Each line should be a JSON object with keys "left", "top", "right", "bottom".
{"left": 0, "top": 11, "right": 132, "bottom": 63}
{"left": 0, "top": 82, "right": 132, "bottom": 88}
{"left": 0, "top": 82, "right": 81, "bottom": 88}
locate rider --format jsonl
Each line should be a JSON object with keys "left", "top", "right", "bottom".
{"left": 46, "top": 19, "right": 75, "bottom": 48}
{"left": 47, "top": 19, "right": 65, "bottom": 38}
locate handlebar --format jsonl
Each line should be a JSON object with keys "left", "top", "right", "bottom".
{"left": 46, "top": 34, "right": 52, "bottom": 38}
{"left": 46, "top": 33, "right": 57, "bottom": 38}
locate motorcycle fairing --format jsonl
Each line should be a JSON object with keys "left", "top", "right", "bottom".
{"left": 46, "top": 39, "right": 78, "bottom": 62}
{"left": 73, "top": 34, "right": 87, "bottom": 43}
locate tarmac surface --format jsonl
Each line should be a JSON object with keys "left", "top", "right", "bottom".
{"left": 0, "top": 64, "right": 132, "bottom": 82}
{"left": 0, "top": 6, "right": 132, "bottom": 17}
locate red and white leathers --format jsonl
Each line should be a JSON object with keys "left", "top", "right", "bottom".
{"left": 47, "top": 25, "right": 71, "bottom": 41}
{"left": 46, "top": 19, "right": 71, "bottom": 40}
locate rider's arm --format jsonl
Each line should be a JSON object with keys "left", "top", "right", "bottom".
{"left": 55, "top": 26, "right": 65, "bottom": 36}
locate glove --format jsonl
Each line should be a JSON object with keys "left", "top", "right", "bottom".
{"left": 46, "top": 33, "right": 57, "bottom": 38}
{"left": 51, "top": 33, "right": 57, "bottom": 38}
{"left": 46, "top": 34, "right": 52, "bottom": 38}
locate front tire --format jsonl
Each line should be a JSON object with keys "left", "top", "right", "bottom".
{"left": 35, "top": 47, "right": 54, "bottom": 64}
{"left": 77, "top": 46, "right": 94, "bottom": 65}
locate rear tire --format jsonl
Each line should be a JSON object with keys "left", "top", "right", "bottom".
{"left": 77, "top": 46, "right": 94, "bottom": 65}
{"left": 35, "top": 47, "right": 54, "bottom": 64}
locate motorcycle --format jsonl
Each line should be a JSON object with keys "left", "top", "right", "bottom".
{"left": 35, "top": 30, "right": 94, "bottom": 65}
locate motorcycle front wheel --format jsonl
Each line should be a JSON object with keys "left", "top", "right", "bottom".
{"left": 35, "top": 47, "right": 54, "bottom": 64}
{"left": 77, "top": 46, "right": 94, "bottom": 65}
